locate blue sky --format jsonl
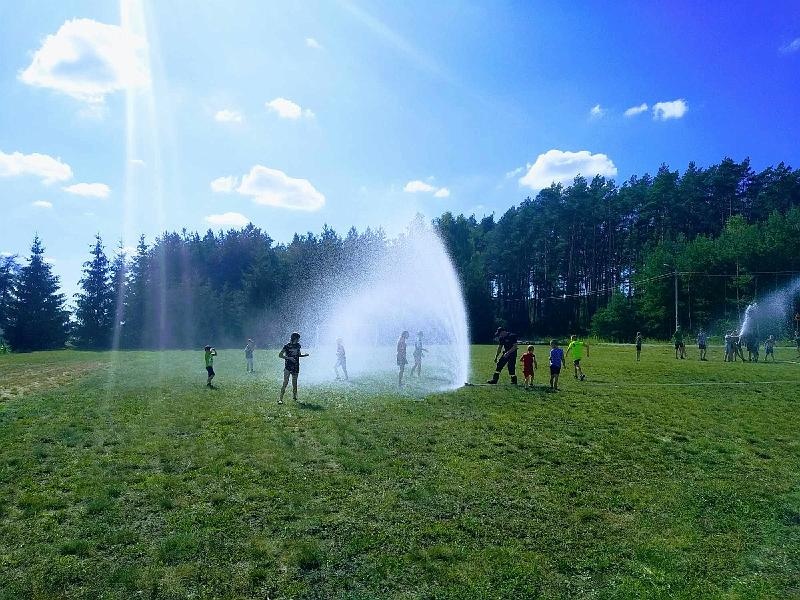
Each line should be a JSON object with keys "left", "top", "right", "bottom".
{"left": 1, "top": 0, "right": 799, "bottom": 298}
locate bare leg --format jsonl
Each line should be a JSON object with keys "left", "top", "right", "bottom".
{"left": 398, "top": 365, "right": 405, "bottom": 387}
{"left": 279, "top": 370, "right": 289, "bottom": 403}
{"left": 292, "top": 373, "right": 298, "bottom": 400}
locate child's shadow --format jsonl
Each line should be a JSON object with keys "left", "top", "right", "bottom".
{"left": 297, "top": 402, "right": 325, "bottom": 411}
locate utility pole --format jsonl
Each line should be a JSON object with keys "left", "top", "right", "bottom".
{"left": 664, "top": 263, "right": 678, "bottom": 331}
{"left": 674, "top": 269, "right": 679, "bottom": 331}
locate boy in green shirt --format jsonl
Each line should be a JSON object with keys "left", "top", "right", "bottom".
{"left": 567, "top": 335, "right": 588, "bottom": 380}
{"left": 204, "top": 345, "right": 218, "bottom": 388}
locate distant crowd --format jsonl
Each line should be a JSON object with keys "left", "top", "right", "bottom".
{"left": 198, "top": 323, "right": 800, "bottom": 401}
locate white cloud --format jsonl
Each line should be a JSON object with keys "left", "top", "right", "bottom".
{"left": 19, "top": 18, "right": 149, "bottom": 104}
{"left": 589, "top": 104, "right": 606, "bottom": 119}
{"left": 129, "top": 158, "right": 146, "bottom": 167}
{"left": 266, "top": 97, "right": 314, "bottom": 119}
{"left": 205, "top": 212, "right": 251, "bottom": 228}
{"left": 0, "top": 149, "right": 73, "bottom": 184}
{"left": 236, "top": 165, "right": 325, "bottom": 211}
{"left": 214, "top": 109, "right": 243, "bottom": 123}
{"left": 63, "top": 182, "right": 111, "bottom": 198}
{"left": 505, "top": 166, "right": 525, "bottom": 179}
{"left": 404, "top": 180, "right": 436, "bottom": 193}
{"left": 624, "top": 103, "right": 648, "bottom": 117}
{"left": 305, "top": 37, "right": 323, "bottom": 50}
{"left": 652, "top": 99, "right": 688, "bottom": 121}
{"left": 44, "top": 256, "right": 57, "bottom": 265}
{"left": 519, "top": 149, "right": 618, "bottom": 191}
{"left": 32, "top": 200, "right": 53, "bottom": 209}
{"left": 403, "top": 179, "right": 450, "bottom": 198}
{"left": 780, "top": 38, "right": 800, "bottom": 53}
{"left": 210, "top": 175, "right": 239, "bottom": 193}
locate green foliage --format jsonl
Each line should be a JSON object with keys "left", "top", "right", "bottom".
{"left": 73, "top": 235, "right": 115, "bottom": 349}
{"left": 590, "top": 292, "right": 639, "bottom": 341}
{"left": 4, "top": 236, "right": 68, "bottom": 351}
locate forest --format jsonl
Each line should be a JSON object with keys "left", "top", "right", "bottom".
{"left": 1, "top": 157, "right": 799, "bottom": 351}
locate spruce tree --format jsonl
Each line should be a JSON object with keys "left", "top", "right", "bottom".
{"left": 121, "top": 235, "right": 149, "bottom": 348}
{"left": 109, "top": 241, "right": 128, "bottom": 348}
{"left": 0, "top": 254, "right": 20, "bottom": 342}
{"left": 6, "top": 236, "right": 68, "bottom": 351}
{"left": 73, "top": 235, "right": 115, "bottom": 349}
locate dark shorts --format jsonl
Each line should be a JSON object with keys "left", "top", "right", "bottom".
{"left": 206, "top": 366, "right": 215, "bottom": 377}
{"left": 636, "top": 344, "right": 641, "bottom": 350}
{"left": 550, "top": 365, "right": 561, "bottom": 376}
{"left": 699, "top": 344, "right": 706, "bottom": 350}
{"left": 523, "top": 368, "right": 534, "bottom": 378}
{"left": 765, "top": 347, "right": 774, "bottom": 354}
{"left": 397, "top": 356, "right": 407, "bottom": 367}
{"left": 573, "top": 359, "right": 581, "bottom": 366}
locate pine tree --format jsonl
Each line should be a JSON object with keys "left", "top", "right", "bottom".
{"left": 73, "top": 235, "right": 115, "bottom": 349}
{"left": 122, "top": 235, "right": 149, "bottom": 348}
{"left": 0, "top": 254, "right": 20, "bottom": 342}
{"left": 6, "top": 236, "right": 68, "bottom": 351}
{"left": 109, "top": 241, "right": 128, "bottom": 349}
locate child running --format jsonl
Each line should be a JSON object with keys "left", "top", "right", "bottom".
{"left": 279, "top": 332, "right": 309, "bottom": 404}
{"left": 397, "top": 330, "right": 409, "bottom": 387}
{"left": 764, "top": 335, "right": 775, "bottom": 362}
{"left": 519, "top": 345, "right": 538, "bottom": 388}
{"left": 410, "top": 331, "right": 428, "bottom": 377}
{"left": 567, "top": 334, "right": 588, "bottom": 380}
{"left": 204, "top": 345, "right": 218, "bottom": 388}
{"left": 549, "top": 340, "right": 565, "bottom": 391}
{"left": 334, "top": 338, "right": 348, "bottom": 381}
{"left": 245, "top": 338, "right": 255, "bottom": 373}
{"left": 635, "top": 332, "right": 642, "bottom": 362}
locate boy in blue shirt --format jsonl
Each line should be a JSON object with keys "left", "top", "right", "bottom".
{"left": 549, "top": 339, "right": 565, "bottom": 391}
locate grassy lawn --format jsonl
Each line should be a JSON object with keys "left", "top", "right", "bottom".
{"left": 1, "top": 344, "right": 799, "bottom": 599}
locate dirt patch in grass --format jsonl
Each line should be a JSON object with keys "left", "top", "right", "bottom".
{"left": 0, "top": 361, "right": 106, "bottom": 400}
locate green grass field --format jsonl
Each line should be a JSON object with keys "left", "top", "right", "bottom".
{"left": 1, "top": 344, "right": 799, "bottom": 599}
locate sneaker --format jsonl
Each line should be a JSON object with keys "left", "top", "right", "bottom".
{"left": 580, "top": 374, "right": 586, "bottom": 381}
{"left": 278, "top": 398, "right": 284, "bottom": 404}
{"left": 486, "top": 379, "right": 498, "bottom": 384}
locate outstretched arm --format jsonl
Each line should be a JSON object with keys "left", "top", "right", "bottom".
{"left": 300, "top": 353, "right": 310, "bottom": 357}
{"left": 494, "top": 343, "right": 503, "bottom": 361}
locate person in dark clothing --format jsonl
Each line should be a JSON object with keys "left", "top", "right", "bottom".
{"left": 487, "top": 326, "right": 518, "bottom": 384}
{"left": 279, "top": 332, "right": 309, "bottom": 404}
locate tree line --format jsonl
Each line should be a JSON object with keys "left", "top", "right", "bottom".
{"left": 1, "top": 157, "right": 799, "bottom": 352}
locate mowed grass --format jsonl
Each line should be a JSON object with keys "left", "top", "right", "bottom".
{"left": 0, "top": 344, "right": 799, "bottom": 599}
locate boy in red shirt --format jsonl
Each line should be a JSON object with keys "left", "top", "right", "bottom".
{"left": 520, "top": 345, "right": 538, "bottom": 388}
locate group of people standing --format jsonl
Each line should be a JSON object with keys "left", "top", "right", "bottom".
{"left": 486, "top": 327, "right": 589, "bottom": 391}
{"left": 633, "top": 326, "right": 792, "bottom": 362}
{"left": 203, "top": 329, "right": 433, "bottom": 402}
